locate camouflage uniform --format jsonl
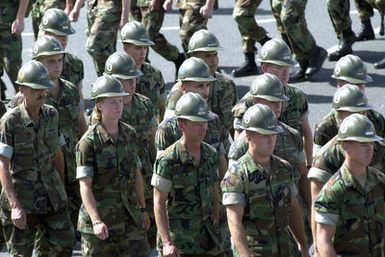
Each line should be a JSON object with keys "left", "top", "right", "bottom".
{"left": 314, "top": 109, "right": 385, "bottom": 148}
{"left": 327, "top": 0, "right": 352, "bottom": 38}
{"left": 314, "top": 163, "right": 385, "bottom": 256}
{"left": 0, "top": 102, "right": 75, "bottom": 256}
{"left": 136, "top": 0, "right": 181, "bottom": 61}
{"left": 31, "top": 0, "right": 65, "bottom": 38}
{"left": 76, "top": 121, "right": 149, "bottom": 256}
{"left": 137, "top": 62, "right": 166, "bottom": 117}
{"left": 151, "top": 140, "right": 223, "bottom": 256}
{"left": 86, "top": 0, "right": 122, "bottom": 76}
{"left": 121, "top": 92, "right": 157, "bottom": 241}
{"left": 233, "top": 85, "right": 308, "bottom": 137}
{"left": 309, "top": 136, "right": 385, "bottom": 184}
{"left": 156, "top": 114, "right": 224, "bottom": 155}
{"left": 233, "top": 0, "right": 269, "bottom": 53}
{"left": 62, "top": 52, "right": 85, "bottom": 89}
{"left": 0, "top": 0, "right": 23, "bottom": 93}
{"left": 176, "top": 0, "right": 209, "bottom": 53}
{"left": 221, "top": 152, "right": 298, "bottom": 257}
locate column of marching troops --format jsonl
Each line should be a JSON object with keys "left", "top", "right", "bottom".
{"left": 0, "top": 0, "right": 385, "bottom": 256}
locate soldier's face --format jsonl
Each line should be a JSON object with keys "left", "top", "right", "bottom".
{"left": 247, "top": 131, "right": 276, "bottom": 160}
{"left": 192, "top": 51, "right": 218, "bottom": 75}
{"left": 262, "top": 64, "right": 290, "bottom": 85}
{"left": 343, "top": 141, "right": 374, "bottom": 166}
{"left": 118, "top": 78, "right": 136, "bottom": 95}
{"left": 179, "top": 119, "right": 208, "bottom": 142}
{"left": 21, "top": 87, "right": 48, "bottom": 108}
{"left": 44, "top": 32, "right": 68, "bottom": 50}
{"left": 39, "top": 54, "right": 63, "bottom": 80}
{"left": 97, "top": 96, "right": 124, "bottom": 121}
{"left": 337, "top": 110, "right": 367, "bottom": 122}
{"left": 181, "top": 82, "right": 210, "bottom": 101}
{"left": 254, "top": 98, "right": 282, "bottom": 118}
{"left": 123, "top": 43, "right": 147, "bottom": 67}
{"left": 337, "top": 80, "right": 366, "bottom": 92}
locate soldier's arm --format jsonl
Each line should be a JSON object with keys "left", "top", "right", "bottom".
{"left": 302, "top": 117, "right": 313, "bottom": 167}
{"left": 288, "top": 197, "right": 309, "bottom": 257}
{"left": 79, "top": 177, "right": 109, "bottom": 240}
{"left": 158, "top": 100, "right": 166, "bottom": 124}
{"left": 11, "top": 0, "right": 29, "bottom": 34}
{"left": 218, "top": 153, "right": 227, "bottom": 179}
{"left": 310, "top": 179, "right": 324, "bottom": 255}
{"left": 120, "top": 0, "right": 131, "bottom": 28}
{"left": 298, "top": 162, "right": 311, "bottom": 212}
{"left": 135, "top": 168, "right": 150, "bottom": 230}
{"left": 317, "top": 223, "right": 337, "bottom": 257}
{"left": 153, "top": 188, "right": 180, "bottom": 256}
{"left": 226, "top": 205, "right": 250, "bottom": 257}
{"left": 0, "top": 156, "right": 26, "bottom": 229}
{"left": 54, "top": 148, "right": 65, "bottom": 182}
{"left": 68, "top": 0, "right": 85, "bottom": 22}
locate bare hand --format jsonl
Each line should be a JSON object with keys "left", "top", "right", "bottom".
{"left": 11, "top": 18, "right": 24, "bottom": 34}
{"left": 64, "top": 4, "right": 74, "bottom": 15}
{"left": 142, "top": 211, "right": 151, "bottom": 230}
{"left": 149, "top": 0, "right": 161, "bottom": 12}
{"left": 69, "top": 9, "right": 80, "bottom": 22}
{"left": 163, "top": 0, "right": 173, "bottom": 11}
{"left": 93, "top": 222, "right": 109, "bottom": 240}
{"left": 11, "top": 206, "right": 26, "bottom": 229}
{"left": 199, "top": 5, "right": 213, "bottom": 18}
{"left": 163, "top": 242, "right": 180, "bottom": 257}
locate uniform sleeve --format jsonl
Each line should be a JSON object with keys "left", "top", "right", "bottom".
{"left": 227, "top": 135, "right": 248, "bottom": 161}
{"left": 158, "top": 70, "right": 166, "bottom": 101}
{"left": 76, "top": 138, "right": 94, "bottom": 179}
{"left": 314, "top": 184, "right": 342, "bottom": 225}
{"left": 151, "top": 157, "right": 172, "bottom": 192}
{"left": 155, "top": 120, "right": 176, "bottom": 155}
{"left": 221, "top": 163, "right": 246, "bottom": 206}
{"left": 0, "top": 116, "right": 14, "bottom": 159}
{"left": 309, "top": 147, "right": 339, "bottom": 183}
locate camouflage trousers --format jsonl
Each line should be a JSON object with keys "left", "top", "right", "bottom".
{"left": 141, "top": 6, "right": 181, "bottom": 61}
{"left": 31, "top": 0, "right": 65, "bottom": 39}
{"left": 179, "top": 8, "right": 208, "bottom": 54}
{"left": 86, "top": 0, "right": 121, "bottom": 76}
{"left": 81, "top": 223, "right": 149, "bottom": 257}
{"left": 355, "top": 0, "right": 385, "bottom": 20}
{"left": 0, "top": 8, "right": 22, "bottom": 93}
{"left": 232, "top": 0, "right": 269, "bottom": 53}
{"left": 271, "top": 0, "right": 316, "bottom": 62}
{"left": 1, "top": 205, "right": 75, "bottom": 256}
{"left": 327, "top": 0, "right": 352, "bottom": 36}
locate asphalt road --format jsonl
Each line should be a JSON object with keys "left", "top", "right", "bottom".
{"left": 1, "top": 0, "right": 385, "bottom": 255}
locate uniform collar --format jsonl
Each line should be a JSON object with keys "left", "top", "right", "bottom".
{"left": 340, "top": 163, "right": 378, "bottom": 194}
{"left": 19, "top": 101, "right": 41, "bottom": 127}
{"left": 176, "top": 139, "right": 208, "bottom": 166}
{"left": 96, "top": 121, "right": 124, "bottom": 144}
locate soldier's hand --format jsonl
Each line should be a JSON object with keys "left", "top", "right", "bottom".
{"left": 11, "top": 18, "right": 25, "bottom": 34}
{"left": 142, "top": 211, "right": 151, "bottom": 230}
{"left": 199, "top": 5, "right": 213, "bottom": 18}
{"left": 163, "top": 242, "right": 180, "bottom": 257}
{"left": 11, "top": 206, "right": 26, "bottom": 229}
{"left": 163, "top": 0, "right": 173, "bottom": 11}
{"left": 93, "top": 222, "right": 109, "bottom": 240}
{"left": 69, "top": 9, "right": 80, "bottom": 22}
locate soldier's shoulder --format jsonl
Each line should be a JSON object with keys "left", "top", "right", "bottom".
{"left": 134, "top": 92, "right": 154, "bottom": 108}
{"left": 1, "top": 106, "right": 21, "bottom": 122}
{"left": 64, "top": 52, "right": 84, "bottom": 67}
{"left": 272, "top": 154, "right": 293, "bottom": 170}
{"left": 280, "top": 122, "right": 301, "bottom": 138}
{"left": 315, "top": 111, "right": 335, "bottom": 129}
{"left": 60, "top": 78, "right": 80, "bottom": 95}
{"left": 142, "top": 62, "right": 162, "bottom": 75}
{"left": 232, "top": 95, "right": 252, "bottom": 118}
{"left": 202, "top": 141, "right": 218, "bottom": 155}
{"left": 119, "top": 121, "right": 137, "bottom": 135}
{"left": 42, "top": 104, "right": 59, "bottom": 117}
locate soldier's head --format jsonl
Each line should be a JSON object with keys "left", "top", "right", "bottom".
{"left": 16, "top": 60, "right": 53, "bottom": 107}
{"left": 332, "top": 84, "right": 372, "bottom": 122}
{"left": 104, "top": 52, "right": 143, "bottom": 95}
{"left": 187, "top": 29, "right": 222, "bottom": 74}
{"left": 332, "top": 54, "right": 372, "bottom": 91}
{"left": 32, "top": 35, "right": 65, "bottom": 80}
{"left": 241, "top": 104, "right": 283, "bottom": 160}
{"left": 337, "top": 113, "right": 382, "bottom": 166}
{"left": 178, "top": 57, "right": 216, "bottom": 101}
{"left": 39, "top": 8, "right": 75, "bottom": 50}
{"left": 91, "top": 75, "right": 129, "bottom": 122}
{"left": 120, "top": 21, "right": 154, "bottom": 67}
{"left": 258, "top": 38, "right": 296, "bottom": 85}
{"left": 175, "top": 92, "right": 214, "bottom": 142}
{"left": 248, "top": 73, "right": 289, "bottom": 118}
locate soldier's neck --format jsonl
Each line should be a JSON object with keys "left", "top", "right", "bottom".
{"left": 101, "top": 119, "right": 119, "bottom": 139}
{"left": 344, "top": 158, "right": 367, "bottom": 177}
{"left": 24, "top": 102, "right": 41, "bottom": 125}
{"left": 50, "top": 79, "right": 61, "bottom": 97}
{"left": 248, "top": 149, "right": 270, "bottom": 166}
{"left": 181, "top": 136, "right": 201, "bottom": 163}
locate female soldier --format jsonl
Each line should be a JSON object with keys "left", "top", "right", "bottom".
{"left": 76, "top": 74, "right": 150, "bottom": 256}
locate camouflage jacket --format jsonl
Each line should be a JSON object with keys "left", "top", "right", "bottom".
{"left": 155, "top": 113, "right": 224, "bottom": 155}
{"left": 314, "top": 109, "right": 385, "bottom": 147}
{"left": 62, "top": 52, "right": 84, "bottom": 88}
{"left": 151, "top": 140, "right": 222, "bottom": 254}
{"left": 309, "top": 136, "right": 385, "bottom": 183}
{"left": 221, "top": 152, "right": 297, "bottom": 257}
{"left": 137, "top": 62, "right": 166, "bottom": 116}
{"left": 76, "top": 121, "right": 143, "bottom": 234}
{"left": 228, "top": 122, "right": 303, "bottom": 182}
{"left": 0, "top": 102, "right": 67, "bottom": 213}
{"left": 8, "top": 79, "right": 81, "bottom": 184}
{"left": 232, "top": 85, "right": 308, "bottom": 136}
{"left": 176, "top": 0, "right": 206, "bottom": 9}
{"left": 121, "top": 93, "right": 157, "bottom": 199}
{"left": 314, "top": 163, "right": 385, "bottom": 256}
